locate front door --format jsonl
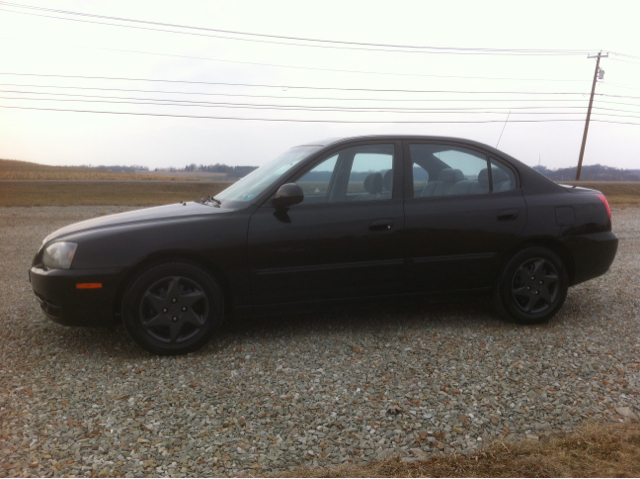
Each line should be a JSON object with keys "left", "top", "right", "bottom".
{"left": 247, "top": 141, "right": 405, "bottom": 306}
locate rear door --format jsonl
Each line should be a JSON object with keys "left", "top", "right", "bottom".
{"left": 247, "top": 140, "right": 405, "bottom": 305}
{"left": 403, "top": 141, "right": 527, "bottom": 293}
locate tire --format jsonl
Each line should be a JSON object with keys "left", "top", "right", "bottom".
{"left": 122, "top": 262, "right": 223, "bottom": 355}
{"left": 494, "top": 247, "right": 568, "bottom": 325}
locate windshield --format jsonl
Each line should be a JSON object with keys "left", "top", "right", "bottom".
{"left": 216, "top": 145, "right": 321, "bottom": 203}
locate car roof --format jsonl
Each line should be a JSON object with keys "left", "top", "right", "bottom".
{"left": 300, "top": 135, "right": 507, "bottom": 155}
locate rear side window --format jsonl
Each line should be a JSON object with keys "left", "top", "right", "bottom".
{"left": 410, "top": 144, "right": 490, "bottom": 197}
{"left": 490, "top": 158, "right": 517, "bottom": 192}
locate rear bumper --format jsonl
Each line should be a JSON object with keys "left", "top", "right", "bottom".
{"left": 564, "top": 231, "right": 618, "bottom": 286}
{"left": 29, "top": 266, "right": 123, "bottom": 327}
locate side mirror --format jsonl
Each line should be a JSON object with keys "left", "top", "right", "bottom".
{"left": 273, "top": 183, "right": 304, "bottom": 209}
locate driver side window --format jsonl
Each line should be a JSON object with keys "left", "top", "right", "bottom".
{"left": 294, "top": 144, "right": 394, "bottom": 204}
{"left": 295, "top": 155, "right": 338, "bottom": 204}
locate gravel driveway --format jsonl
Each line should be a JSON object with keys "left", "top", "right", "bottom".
{"left": 1, "top": 206, "right": 639, "bottom": 477}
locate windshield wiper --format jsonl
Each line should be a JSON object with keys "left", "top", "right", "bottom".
{"left": 200, "top": 195, "right": 221, "bottom": 207}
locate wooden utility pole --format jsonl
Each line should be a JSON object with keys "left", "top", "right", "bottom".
{"left": 575, "top": 51, "right": 608, "bottom": 181}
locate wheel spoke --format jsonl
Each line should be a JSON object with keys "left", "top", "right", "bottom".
{"left": 512, "top": 286, "right": 529, "bottom": 298}
{"left": 165, "top": 277, "right": 182, "bottom": 300}
{"left": 169, "top": 321, "right": 183, "bottom": 343}
{"left": 530, "top": 259, "right": 544, "bottom": 276}
{"left": 143, "top": 291, "right": 167, "bottom": 313}
{"left": 180, "top": 289, "right": 206, "bottom": 307}
{"left": 538, "top": 285, "right": 552, "bottom": 304}
{"left": 524, "top": 294, "right": 539, "bottom": 312}
{"left": 514, "top": 267, "right": 530, "bottom": 283}
{"left": 181, "top": 308, "right": 203, "bottom": 326}
{"left": 143, "top": 314, "right": 171, "bottom": 328}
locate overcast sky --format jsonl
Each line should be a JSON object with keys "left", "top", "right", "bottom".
{"left": 1, "top": 0, "right": 639, "bottom": 170}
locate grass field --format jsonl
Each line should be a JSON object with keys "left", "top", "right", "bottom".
{"left": 282, "top": 422, "right": 640, "bottom": 478}
{"left": 0, "top": 181, "right": 233, "bottom": 206}
{"left": 0, "top": 159, "right": 200, "bottom": 181}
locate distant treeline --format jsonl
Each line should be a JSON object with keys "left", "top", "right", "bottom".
{"left": 173, "top": 163, "right": 258, "bottom": 178}
{"left": 74, "top": 162, "right": 640, "bottom": 181}
{"left": 534, "top": 164, "right": 640, "bottom": 181}
{"left": 77, "top": 164, "right": 150, "bottom": 173}
{"left": 77, "top": 163, "right": 257, "bottom": 178}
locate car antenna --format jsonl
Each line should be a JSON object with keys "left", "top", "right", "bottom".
{"left": 495, "top": 110, "right": 512, "bottom": 149}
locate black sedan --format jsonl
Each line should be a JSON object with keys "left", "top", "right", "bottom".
{"left": 29, "top": 136, "right": 618, "bottom": 355}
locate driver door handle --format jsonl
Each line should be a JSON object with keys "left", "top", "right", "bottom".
{"left": 369, "top": 219, "right": 394, "bottom": 231}
{"left": 497, "top": 209, "right": 518, "bottom": 221}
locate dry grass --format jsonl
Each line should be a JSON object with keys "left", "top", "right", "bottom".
{"left": 0, "top": 159, "right": 200, "bottom": 181}
{"left": 0, "top": 181, "right": 232, "bottom": 206}
{"left": 279, "top": 422, "right": 640, "bottom": 478}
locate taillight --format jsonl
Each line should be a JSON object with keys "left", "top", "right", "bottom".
{"left": 596, "top": 194, "right": 612, "bottom": 220}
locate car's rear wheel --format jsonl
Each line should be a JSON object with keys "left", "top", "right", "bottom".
{"left": 122, "top": 262, "right": 223, "bottom": 355}
{"left": 494, "top": 247, "right": 568, "bottom": 325}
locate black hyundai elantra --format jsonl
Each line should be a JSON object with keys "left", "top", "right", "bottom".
{"left": 29, "top": 136, "right": 618, "bottom": 355}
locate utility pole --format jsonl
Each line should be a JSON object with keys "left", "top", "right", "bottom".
{"left": 575, "top": 51, "right": 608, "bottom": 181}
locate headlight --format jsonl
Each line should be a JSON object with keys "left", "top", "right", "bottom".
{"left": 43, "top": 242, "right": 77, "bottom": 269}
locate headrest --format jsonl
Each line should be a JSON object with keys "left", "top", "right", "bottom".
{"left": 438, "top": 168, "right": 465, "bottom": 182}
{"left": 478, "top": 167, "right": 509, "bottom": 185}
{"left": 364, "top": 172, "right": 383, "bottom": 194}
{"left": 491, "top": 167, "right": 510, "bottom": 183}
{"left": 382, "top": 170, "right": 393, "bottom": 191}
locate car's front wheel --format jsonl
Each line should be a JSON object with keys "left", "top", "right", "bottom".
{"left": 122, "top": 262, "right": 223, "bottom": 355}
{"left": 494, "top": 246, "right": 568, "bottom": 325}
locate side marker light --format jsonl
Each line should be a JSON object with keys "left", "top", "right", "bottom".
{"left": 76, "top": 283, "right": 103, "bottom": 289}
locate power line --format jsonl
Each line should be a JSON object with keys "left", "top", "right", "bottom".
{"left": 601, "top": 81, "right": 640, "bottom": 92}
{"left": 6, "top": 82, "right": 640, "bottom": 109}
{"left": 7, "top": 104, "right": 633, "bottom": 124}
{"left": 609, "top": 56, "right": 640, "bottom": 67}
{"left": 0, "top": 70, "right": 589, "bottom": 86}
{"left": 0, "top": 2, "right": 594, "bottom": 56}
{"left": 610, "top": 51, "right": 640, "bottom": 61}
{"left": 0, "top": 82, "right": 593, "bottom": 103}
{"left": 4, "top": 90, "right": 640, "bottom": 115}
{"left": 0, "top": 89, "right": 595, "bottom": 110}
{"left": 0, "top": 34, "right": 594, "bottom": 81}
{"left": 0, "top": 75, "right": 595, "bottom": 96}
{"left": 6, "top": 84, "right": 621, "bottom": 106}
{"left": 0, "top": 94, "right": 604, "bottom": 114}
{"left": 596, "top": 92, "right": 640, "bottom": 100}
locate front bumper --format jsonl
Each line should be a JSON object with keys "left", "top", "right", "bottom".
{"left": 564, "top": 231, "right": 618, "bottom": 286}
{"left": 29, "top": 266, "right": 124, "bottom": 327}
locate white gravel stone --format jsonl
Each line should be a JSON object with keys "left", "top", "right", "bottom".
{"left": 1, "top": 205, "right": 639, "bottom": 477}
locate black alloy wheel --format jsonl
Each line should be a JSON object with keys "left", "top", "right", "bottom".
{"left": 494, "top": 247, "right": 568, "bottom": 325}
{"left": 122, "top": 262, "right": 223, "bottom": 355}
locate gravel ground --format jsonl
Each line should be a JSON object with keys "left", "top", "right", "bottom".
{"left": 1, "top": 206, "right": 639, "bottom": 477}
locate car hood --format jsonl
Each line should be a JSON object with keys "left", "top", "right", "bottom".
{"left": 43, "top": 202, "right": 228, "bottom": 244}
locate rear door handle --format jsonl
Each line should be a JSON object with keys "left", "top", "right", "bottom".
{"left": 497, "top": 209, "right": 518, "bottom": 221}
{"left": 369, "top": 219, "right": 394, "bottom": 231}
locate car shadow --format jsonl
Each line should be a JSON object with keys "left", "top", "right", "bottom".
{"left": 207, "top": 296, "right": 507, "bottom": 349}
{"left": 39, "top": 295, "right": 549, "bottom": 360}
